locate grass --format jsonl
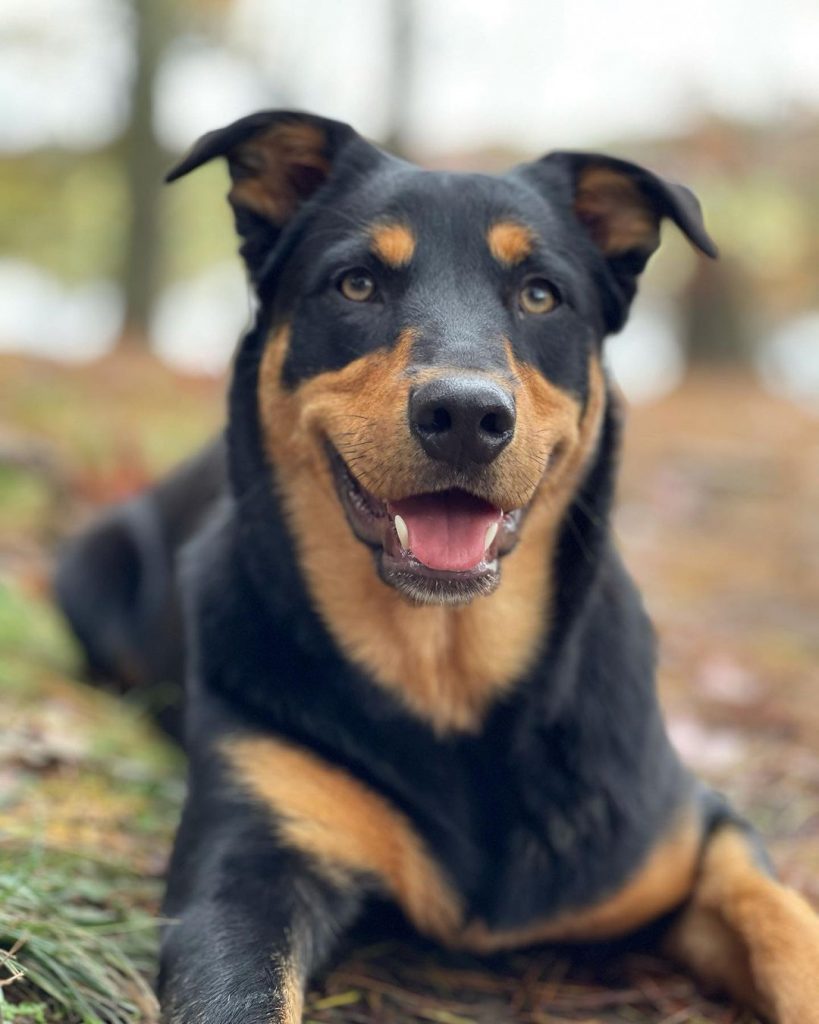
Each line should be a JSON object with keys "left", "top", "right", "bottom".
{"left": 0, "top": 354, "right": 194, "bottom": 1022}
{"left": 0, "top": 848, "right": 159, "bottom": 1024}
{"left": 0, "top": 581, "right": 181, "bottom": 1024}
{"left": 0, "top": 467, "right": 54, "bottom": 537}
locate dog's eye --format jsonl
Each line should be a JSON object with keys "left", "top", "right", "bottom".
{"left": 339, "top": 270, "right": 376, "bottom": 303}
{"left": 519, "top": 279, "right": 559, "bottom": 315}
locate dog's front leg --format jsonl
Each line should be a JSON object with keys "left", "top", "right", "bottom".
{"left": 665, "top": 823, "right": 819, "bottom": 1023}
{"left": 158, "top": 784, "right": 364, "bottom": 1024}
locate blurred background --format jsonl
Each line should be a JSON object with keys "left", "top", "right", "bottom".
{"left": 1, "top": 3, "right": 818, "bottom": 1022}
{"left": 2, "top": 0, "right": 818, "bottom": 389}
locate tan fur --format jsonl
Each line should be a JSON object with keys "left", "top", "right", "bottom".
{"left": 460, "top": 805, "right": 702, "bottom": 951}
{"left": 487, "top": 221, "right": 535, "bottom": 265}
{"left": 223, "top": 736, "right": 462, "bottom": 941}
{"left": 229, "top": 121, "right": 330, "bottom": 224}
{"left": 258, "top": 326, "right": 606, "bottom": 734}
{"left": 665, "top": 828, "right": 819, "bottom": 1023}
{"left": 574, "top": 166, "right": 658, "bottom": 256}
{"left": 277, "top": 958, "right": 305, "bottom": 1024}
{"left": 223, "top": 739, "right": 708, "bottom": 960}
{"left": 370, "top": 222, "right": 416, "bottom": 268}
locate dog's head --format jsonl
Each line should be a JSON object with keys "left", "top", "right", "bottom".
{"left": 168, "top": 111, "right": 715, "bottom": 607}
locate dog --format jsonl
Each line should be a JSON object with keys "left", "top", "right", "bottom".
{"left": 55, "top": 110, "right": 819, "bottom": 1024}
{"left": 54, "top": 439, "right": 226, "bottom": 738}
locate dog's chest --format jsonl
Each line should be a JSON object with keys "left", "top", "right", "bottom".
{"left": 396, "top": 723, "right": 689, "bottom": 950}
{"left": 451, "top": 770, "right": 633, "bottom": 928}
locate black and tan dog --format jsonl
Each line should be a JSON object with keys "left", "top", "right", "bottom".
{"left": 55, "top": 111, "right": 819, "bottom": 1023}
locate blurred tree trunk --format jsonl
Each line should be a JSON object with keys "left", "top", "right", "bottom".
{"left": 383, "top": 0, "right": 416, "bottom": 157}
{"left": 118, "top": 0, "right": 171, "bottom": 350}
{"left": 679, "top": 258, "right": 756, "bottom": 369}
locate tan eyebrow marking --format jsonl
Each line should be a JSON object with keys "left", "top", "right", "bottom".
{"left": 487, "top": 221, "right": 535, "bottom": 265}
{"left": 369, "top": 222, "right": 416, "bottom": 268}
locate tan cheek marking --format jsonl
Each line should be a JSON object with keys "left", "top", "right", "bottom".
{"left": 507, "top": 343, "right": 582, "bottom": 470}
{"left": 223, "top": 736, "right": 462, "bottom": 942}
{"left": 258, "top": 326, "right": 416, "bottom": 455}
{"left": 460, "top": 805, "right": 702, "bottom": 952}
{"left": 493, "top": 350, "right": 605, "bottom": 657}
{"left": 665, "top": 827, "right": 819, "bottom": 1022}
{"left": 506, "top": 345, "right": 606, "bottom": 539}
{"left": 487, "top": 221, "right": 534, "bottom": 265}
{"left": 370, "top": 222, "right": 416, "bottom": 268}
{"left": 574, "top": 165, "right": 657, "bottom": 255}
{"left": 257, "top": 335, "right": 607, "bottom": 735}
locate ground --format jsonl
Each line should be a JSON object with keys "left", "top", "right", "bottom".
{"left": 0, "top": 352, "right": 816, "bottom": 1024}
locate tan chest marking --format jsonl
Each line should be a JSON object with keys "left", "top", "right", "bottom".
{"left": 223, "top": 736, "right": 462, "bottom": 941}
{"left": 258, "top": 329, "right": 605, "bottom": 735}
{"left": 226, "top": 736, "right": 705, "bottom": 955}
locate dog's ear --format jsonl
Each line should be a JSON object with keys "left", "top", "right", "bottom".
{"left": 166, "top": 110, "right": 374, "bottom": 282}
{"left": 518, "top": 152, "right": 718, "bottom": 329}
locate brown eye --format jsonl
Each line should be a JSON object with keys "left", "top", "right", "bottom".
{"left": 519, "top": 278, "right": 558, "bottom": 315}
{"left": 339, "top": 270, "right": 376, "bottom": 302}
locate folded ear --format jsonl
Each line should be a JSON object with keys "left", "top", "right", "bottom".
{"left": 518, "top": 151, "right": 718, "bottom": 329}
{"left": 166, "top": 110, "right": 375, "bottom": 283}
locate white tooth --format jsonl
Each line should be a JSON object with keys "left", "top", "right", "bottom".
{"left": 394, "top": 514, "right": 409, "bottom": 551}
{"left": 484, "top": 521, "right": 499, "bottom": 551}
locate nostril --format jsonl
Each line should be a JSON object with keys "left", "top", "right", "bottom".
{"left": 429, "top": 407, "right": 451, "bottom": 433}
{"left": 480, "top": 411, "right": 501, "bottom": 435}
{"left": 416, "top": 403, "right": 452, "bottom": 434}
{"left": 480, "top": 408, "right": 513, "bottom": 436}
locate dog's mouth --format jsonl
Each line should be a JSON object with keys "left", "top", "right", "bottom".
{"left": 328, "top": 447, "right": 525, "bottom": 605}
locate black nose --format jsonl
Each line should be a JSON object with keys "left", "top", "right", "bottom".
{"left": 410, "top": 377, "right": 516, "bottom": 467}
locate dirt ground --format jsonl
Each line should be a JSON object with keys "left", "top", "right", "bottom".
{"left": 0, "top": 352, "right": 816, "bottom": 1023}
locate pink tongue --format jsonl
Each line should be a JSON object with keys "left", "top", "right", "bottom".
{"left": 389, "top": 491, "right": 502, "bottom": 572}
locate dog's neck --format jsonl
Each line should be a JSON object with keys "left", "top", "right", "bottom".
{"left": 228, "top": 329, "right": 615, "bottom": 736}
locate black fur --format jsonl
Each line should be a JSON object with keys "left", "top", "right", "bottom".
{"left": 54, "top": 440, "right": 226, "bottom": 738}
